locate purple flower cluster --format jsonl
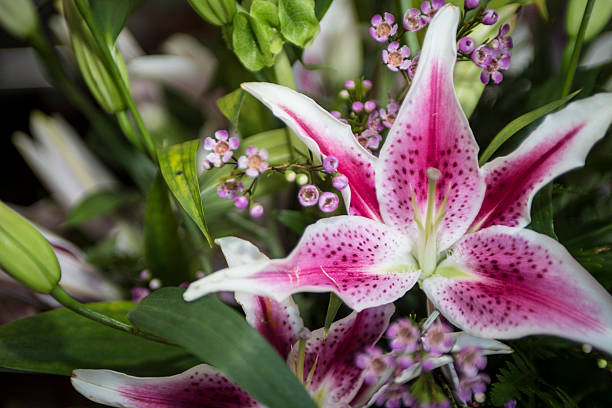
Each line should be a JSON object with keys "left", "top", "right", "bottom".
{"left": 460, "top": 24, "right": 513, "bottom": 84}
{"left": 201, "top": 130, "right": 239, "bottom": 169}
{"left": 294, "top": 155, "right": 347, "bottom": 214}
{"left": 355, "top": 316, "right": 492, "bottom": 408}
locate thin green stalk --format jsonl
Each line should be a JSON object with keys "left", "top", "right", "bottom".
{"left": 74, "top": 0, "right": 157, "bottom": 160}
{"left": 50, "top": 285, "right": 173, "bottom": 345}
{"left": 561, "top": 0, "right": 595, "bottom": 99}
{"left": 116, "top": 110, "right": 145, "bottom": 151}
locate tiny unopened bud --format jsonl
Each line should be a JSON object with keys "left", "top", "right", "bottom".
{"left": 285, "top": 170, "right": 297, "bottom": 182}
{"left": 339, "top": 89, "right": 350, "bottom": 99}
{"left": 364, "top": 100, "right": 377, "bottom": 112}
{"left": 323, "top": 155, "right": 339, "bottom": 173}
{"left": 298, "top": 185, "right": 319, "bottom": 207}
{"left": 465, "top": 0, "right": 480, "bottom": 9}
{"left": 296, "top": 173, "right": 309, "bottom": 186}
{"left": 426, "top": 167, "right": 442, "bottom": 182}
{"left": 344, "top": 80, "right": 356, "bottom": 90}
{"left": 149, "top": 278, "right": 162, "bottom": 290}
{"left": 352, "top": 101, "right": 364, "bottom": 112}
{"left": 139, "top": 270, "right": 152, "bottom": 280}
{"left": 318, "top": 192, "right": 339, "bottom": 213}
{"left": 597, "top": 358, "right": 607, "bottom": 369}
{"left": 234, "top": 195, "right": 249, "bottom": 209}
{"left": 582, "top": 344, "right": 593, "bottom": 353}
{"left": 481, "top": 9, "right": 499, "bottom": 25}
{"left": 363, "top": 79, "right": 373, "bottom": 89}
{"left": 332, "top": 174, "right": 349, "bottom": 190}
{"left": 249, "top": 203, "right": 264, "bottom": 218}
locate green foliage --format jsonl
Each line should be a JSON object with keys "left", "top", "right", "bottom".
{"left": 0, "top": 302, "right": 198, "bottom": 376}
{"left": 158, "top": 140, "right": 212, "bottom": 245}
{"left": 491, "top": 353, "right": 579, "bottom": 407}
{"left": 529, "top": 184, "right": 558, "bottom": 239}
{"left": 0, "top": 201, "right": 60, "bottom": 294}
{"left": 232, "top": 11, "right": 275, "bottom": 71}
{"left": 217, "top": 88, "right": 246, "bottom": 128}
{"left": 88, "top": 0, "right": 136, "bottom": 44}
{"left": 144, "top": 175, "right": 191, "bottom": 285}
{"left": 566, "top": 0, "right": 612, "bottom": 42}
{"left": 64, "top": 190, "right": 138, "bottom": 228}
{"left": 278, "top": 0, "right": 320, "bottom": 48}
{"left": 128, "top": 288, "right": 317, "bottom": 408}
{"left": 186, "top": 0, "right": 236, "bottom": 26}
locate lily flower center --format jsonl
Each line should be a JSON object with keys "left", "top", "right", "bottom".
{"left": 411, "top": 167, "right": 449, "bottom": 281}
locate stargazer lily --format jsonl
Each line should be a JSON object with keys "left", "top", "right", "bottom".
{"left": 184, "top": 5, "right": 612, "bottom": 353}
{"left": 71, "top": 237, "right": 395, "bottom": 408}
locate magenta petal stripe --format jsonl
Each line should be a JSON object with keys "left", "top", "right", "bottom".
{"left": 424, "top": 226, "right": 612, "bottom": 353}
{"left": 471, "top": 93, "right": 612, "bottom": 231}
{"left": 71, "top": 365, "right": 261, "bottom": 408}
{"left": 376, "top": 5, "right": 485, "bottom": 250}
{"left": 184, "top": 216, "right": 420, "bottom": 311}
{"left": 242, "top": 82, "right": 382, "bottom": 221}
{"left": 289, "top": 304, "right": 395, "bottom": 406}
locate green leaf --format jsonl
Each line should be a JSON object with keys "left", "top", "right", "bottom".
{"left": 128, "top": 288, "right": 317, "bottom": 408}
{"left": 251, "top": 0, "right": 279, "bottom": 27}
{"left": 186, "top": 0, "right": 236, "bottom": 26}
{"left": 0, "top": 301, "right": 198, "bottom": 376}
{"left": 64, "top": 190, "right": 138, "bottom": 228}
{"left": 144, "top": 175, "right": 191, "bottom": 285}
{"left": 0, "top": 201, "right": 60, "bottom": 293}
{"left": 566, "top": 0, "right": 612, "bottom": 42}
{"left": 529, "top": 184, "right": 558, "bottom": 239}
{"left": 232, "top": 11, "right": 274, "bottom": 71}
{"left": 314, "top": 0, "right": 333, "bottom": 20}
{"left": 88, "top": 0, "right": 136, "bottom": 44}
{"left": 217, "top": 88, "right": 246, "bottom": 128}
{"left": 573, "top": 246, "right": 612, "bottom": 287}
{"left": 278, "top": 0, "right": 320, "bottom": 48}
{"left": 158, "top": 140, "right": 212, "bottom": 246}
{"left": 276, "top": 209, "right": 318, "bottom": 234}
{"left": 478, "top": 90, "right": 581, "bottom": 165}
{"left": 324, "top": 293, "right": 343, "bottom": 336}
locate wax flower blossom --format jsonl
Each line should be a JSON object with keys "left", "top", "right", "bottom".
{"left": 185, "top": 6, "right": 612, "bottom": 354}
{"left": 382, "top": 41, "right": 411, "bottom": 72}
{"left": 202, "top": 129, "right": 239, "bottom": 168}
{"left": 72, "top": 237, "right": 395, "bottom": 408}
{"left": 238, "top": 146, "right": 269, "bottom": 177}
{"left": 370, "top": 12, "right": 398, "bottom": 43}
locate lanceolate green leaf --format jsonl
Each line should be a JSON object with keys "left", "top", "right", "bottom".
{"left": 529, "top": 184, "right": 558, "bottom": 240}
{"left": 217, "top": 88, "right": 245, "bottom": 128}
{"left": 0, "top": 302, "right": 198, "bottom": 376}
{"left": 128, "top": 288, "right": 317, "bottom": 408}
{"left": 88, "top": 0, "right": 136, "bottom": 44}
{"left": 278, "top": 0, "right": 320, "bottom": 48}
{"left": 158, "top": 140, "right": 212, "bottom": 246}
{"left": 144, "top": 175, "right": 190, "bottom": 285}
{"left": 478, "top": 90, "right": 581, "bottom": 165}
{"left": 0, "top": 201, "right": 60, "bottom": 294}
{"left": 64, "top": 190, "right": 138, "bottom": 228}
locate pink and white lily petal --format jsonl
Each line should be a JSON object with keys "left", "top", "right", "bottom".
{"left": 424, "top": 226, "right": 612, "bottom": 353}
{"left": 376, "top": 5, "right": 485, "bottom": 250}
{"left": 241, "top": 82, "right": 381, "bottom": 221}
{"left": 289, "top": 304, "right": 394, "bottom": 406}
{"left": 471, "top": 93, "right": 612, "bottom": 231}
{"left": 184, "top": 216, "right": 420, "bottom": 311}
{"left": 216, "top": 237, "right": 305, "bottom": 359}
{"left": 71, "top": 365, "right": 261, "bottom": 408}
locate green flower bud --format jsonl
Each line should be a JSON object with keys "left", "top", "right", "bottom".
{"left": 62, "top": 0, "right": 128, "bottom": 114}
{"left": 187, "top": 0, "right": 236, "bottom": 26}
{"left": 0, "top": 0, "right": 39, "bottom": 40}
{"left": 295, "top": 173, "right": 309, "bottom": 186}
{"left": 285, "top": 170, "right": 296, "bottom": 182}
{"left": 0, "top": 201, "right": 61, "bottom": 294}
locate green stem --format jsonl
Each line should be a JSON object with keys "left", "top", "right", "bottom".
{"left": 116, "top": 110, "right": 145, "bottom": 151}
{"left": 561, "top": 0, "right": 595, "bottom": 99}
{"left": 74, "top": 0, "right": 157, "bottom": 160}
{"left": 50, "top": 285, "right": 172, "bottom": 345}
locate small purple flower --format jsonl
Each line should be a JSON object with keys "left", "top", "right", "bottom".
{"left": 363, "top": 79, "right": 373, "bottom": 89}
{"left": 250, "top": 203, "right": 264, "bottom": 218}
{"left": 238, "top": 146, "right": 269, "bottom": 178}
{"left": 455, "top": 373, "right": 490, "bottom": 404}
{"left": 380, "top": 97, "right": 400, "bottom": 128}
{"left": 352, "top": 101, "right": 364, "bottom": 112}
{"left": 421, "top": 0, "right": 445, "bottom": 20}
{"left": 455, "top": 346, "right": 487, "bottom": 377}
{"left": 369, "top": 13, "right": 398, "bottom": 42}
{"left": 217, "top": 178, "right": 244, "bottom": 199}
{"left": 422, "top": 322, "right": 453, "bottom": 355}
{"left": 356, "top": 129, "right": 382, "bottom": 150}
{"left": 375, "top": 383, "right": 414, "bottom": 408}
{"left": 319, "top": 192, "right": 339, "bottom": 213}
{"left": 367, "top": 111, "right": 384, "bottom": 132}
{"left": 139, "top": 270, "right": 151, "bottom": 280}
{"left": 491, "top": 24, "right": 514, "bottom": 57}
{"left": 505, "top": 400, "right": 518, "bottom": 408}
{"left": 233, "top": 195, "right": 249, "bottom": 209}
{"left": 364, "top": 100, "right": 377, "bottom": 112}
{"left": 387, "top": 318, "right": 420, "bottom": 353}
{"left": 149, "top": 278, "right": 162, "bottom": 290}
{"left": 330, "top": 110, "right": 342, "bottom": 119}
{"left": 403, "top": 8, "right": 427, "bottom": 32}
{"left": 480, "top": 55, "right": 510, "bottom": 84}
{"left": 465, "top": 0, "right": 480, "bottom": 9}
{"left": 332, "top": 174, "right": 349, "bottom": 190}
{"left": 458, "top": 37, "right": 476, "bottom": 54}
{"left": 382, "top": 42, "right": 411, "bottom": 72}
{"left": 323, "top": 155, "right": 339, "bottom": 173}
{"left": 203, "top": 130, "right": 239, "bottom": 167}
{"left": 481, "top": 8, "right": 498, "bottom": 25}
{"left": 131, "top": 287, "right": 150, "bottom": 302}
{"left": 407, "top": 56, "right": 419, "bottom": 79}
{"left": 355, "top": 346, "right": 395, "bottom": 385}
{"left": 472, "top": 44, "right": 493, "bottom": 68}
{"left": 344, "top": 79, "right": 356, "bottom": 89}
{"left": 298, "top": 184, "right": 319, "bottom": 207}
